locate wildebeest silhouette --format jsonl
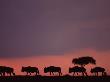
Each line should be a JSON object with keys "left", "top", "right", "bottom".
{"left": 44, "top": 66, "right": 62, "bottom": 76}
{"left": 0, "top": 66, "right": 15, "bottom": 76}
{"left": 21, "top": 66, "right": 39, "bottom": 76}
{"left": 91, "top": 67, "right": 106, "bottom": 76}
{"left": 69, "top": 66, "right": 88, "bottom": 76}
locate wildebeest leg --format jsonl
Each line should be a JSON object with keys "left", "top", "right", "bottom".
{"left": 59, "top": 72, "right": 61, "bottom": 76}
{"left": 84, "top": 72, "right": 88, "bottom": 76}
{"left": 60, "top": 72, "right": 62, "bottom": 76}
{"left": 3, "top": 72, "right": 5, "bottom": 76}
{"left": 102, "top": 72, "right": 104, "bottom": 76}
{"left": 50, "top": 72, "right": 51, "bottom": 76}
{"left": 37, "top": 70, "right": 39, "bottom": 75}
{"left": 0, "top": 73, "right": 2, "bottom": 76}
{"left": 82, "top": 72, "right": 84, "bottom": 76}
{"left": 103, "top": 72, "right": 107, "bottom": 76}
{"left": 29, "top": 72, "right": 31, "bottom": 76}
{"left": 95, "top": 73, "right": 96, "bottom": 76}
{"left": 13, "top": 72, "right": 15, "bottom": 76}
{"left": 36, "top": 71, "right": 39, "bottom": 75}
{"left": 27, "top": 72, "right": 29, "bottom": 75}
{"left": 0, "top": 72, "right": 2, "bottom": 76}
{"left": 35, "top": 72, "right": 37, "bottom": 75}
{"left": 9, "top": 73, "right": 11, "bottom": 76}
{"left": 96, "top": 72, "right": 98, "bottom": 76}
{"left": 52, "top": 72, "right": 54, "bottom": 76}
{"left": 73, "top": 72, "right": 75, "bottom": 76}
{"left": 1, "top": 73, "right": 3, "bottom": 76}
{"left": 0, "top": 72, "right": 1, "bottom": 76}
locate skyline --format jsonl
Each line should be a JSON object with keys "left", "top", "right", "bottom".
{"left": 0, "top": 49, "right": 110, "bottom": 75}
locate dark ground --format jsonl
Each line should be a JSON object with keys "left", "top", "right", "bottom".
{"left": 0, "top": 75, "right": 110, "bottom": 82}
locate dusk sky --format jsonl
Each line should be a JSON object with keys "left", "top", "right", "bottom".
{"left": 0, "top": 0, "right": 110, "bottom": 75}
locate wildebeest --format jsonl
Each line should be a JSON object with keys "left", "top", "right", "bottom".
{"left": 44, "top": 66, "right": 62, "bottom": 76}
{"left": 69, "top": 66, "right": 88, "bottom": 76}
{"left": 91, "top": 67, "right": 106, "bottom": 76}
{"left": 21, "top": 66, "right": 39, "bottom": 76}
{"left": 0, "top": 66, "right": 15, "bottom": 76}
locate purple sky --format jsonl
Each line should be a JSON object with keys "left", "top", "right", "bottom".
{"left": 0, "top": 0, "right": 110, "bottom": 58}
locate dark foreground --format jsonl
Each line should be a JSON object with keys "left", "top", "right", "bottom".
{"left": 0, "top": 75, "right": 110, "bottom": 82}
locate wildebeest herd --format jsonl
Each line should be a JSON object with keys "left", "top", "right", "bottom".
{"left": 0, "top": 56, "right": 107, "bottom": 76}
{"left": 0, "top": 66, "right": 107, "bottom": 76}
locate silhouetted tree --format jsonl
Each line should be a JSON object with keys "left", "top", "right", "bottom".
{"left": 69, "top": 66, "right": 87, "bottom": 76}
{"left": 21, "top": 66, "right": 39, "bottom": 76}
{"left": 44, "top": 66, "right": 62, "bottom": 76}
{"left": 91, "top": 67, "right": 106, "bottom": 76}
{"left": 72, "top": 56, "right": 96, "bottom": 67}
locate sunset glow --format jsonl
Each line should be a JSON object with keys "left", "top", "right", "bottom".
{"left": 0, "top": 49, "right": 110, "bottom": 75}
